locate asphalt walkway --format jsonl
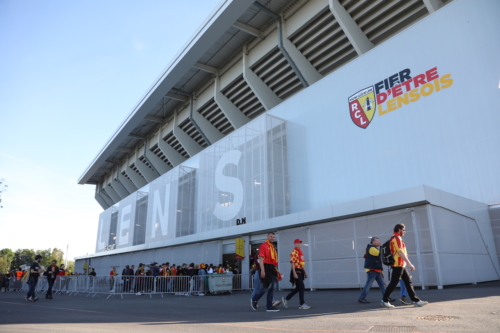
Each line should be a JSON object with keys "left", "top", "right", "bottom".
{"left": 1, "top": 281, "right": 499, "bottom": 332}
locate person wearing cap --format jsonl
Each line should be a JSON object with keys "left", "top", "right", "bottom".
{"left": 358, "top": 236, "right": 393, "bottom": 304}
{"left": 282, "top": 239, "right": 310, "bottom": 310}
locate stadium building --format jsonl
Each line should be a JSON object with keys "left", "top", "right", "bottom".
{"left": 76, "top": 0, "right": 500, "bottom": 289}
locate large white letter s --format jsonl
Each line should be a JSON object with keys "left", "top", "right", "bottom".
{"left": 213, "top": 150, "right": 243, "bottom": 221}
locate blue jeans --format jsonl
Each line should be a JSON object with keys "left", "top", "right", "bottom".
{"left": 399, "top": 280, "right": 408, "bottom": 297}
{"left": 26, "top": 278, "right": 38, "bottom": 299}
{"left": 251, "top": 271, "right": 261, "bottom": 299}
{"left": 359, "top": 270, "right": 385, "bottom": 300}
{"left": 252, "top": 272, "right": 276, "bottom": 309}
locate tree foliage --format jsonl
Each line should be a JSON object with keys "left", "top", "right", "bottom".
{"left": 0, "top": 248, "right": 15, "bottom": 273}
{"left": 1, "top": 248, "right": 69, "bottom": 272}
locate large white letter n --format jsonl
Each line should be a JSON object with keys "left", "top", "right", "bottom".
{"left": 213, "top": 150, "right": 243, "bottom": 221}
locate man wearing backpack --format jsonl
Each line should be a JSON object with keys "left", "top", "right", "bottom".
{"left": 358, "top": 237, "right": 395, "bottom": 304}
{"left": 381, "top": 224, "right": 428, "bottom": 308}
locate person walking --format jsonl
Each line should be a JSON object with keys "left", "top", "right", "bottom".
{"left": 251, "top": 232, "right": 279, "bottom": 312}
{"left": 399, "top": 279, "right": 411, "bottom": 305}
{"left": 381, "top": 223, "right": 428, "bottom": 308}
{"left": 44, "top": 260, "right": 59, "bottom": 299}
{"left": 358, "top": 237, "right": 395, "bottom": 304}
{"left": 109, "top": 267, "right": 118, "bottom": 291}
{"left": 282, "top": 239, "right": 310, "bottom": 309}
{"left": 26, "top": 254, "right": 43, "bottom": 302}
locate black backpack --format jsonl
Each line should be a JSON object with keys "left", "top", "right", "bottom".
{"left": 381, "top": 237, "right": 395, "bottom": 266}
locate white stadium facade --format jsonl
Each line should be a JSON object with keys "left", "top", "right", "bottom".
{"left": 76, "top": 0, "right": 500, "bottom": 289}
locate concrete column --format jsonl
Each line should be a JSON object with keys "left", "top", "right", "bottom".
{"left": 242, "top": 47, "right": 282, "bottom": 111}
{"left": 214, "top": 76, "right": 250, "bottom": 130}
{"left": 158, "top": 138, "right": 186, "bottom": 167}
{"left": 422, "top": 0, "right": 443, "bottom": 13}
{"left": 134, "top": 155, "right": 159, "bottom": 183}
{"left": 94, "top": 192, "right": 110, "bottom": 209}
{"left": 99, "top": 188, "right": 115, "bottom": 207}
{"left": 173, "top": 111, "right": 203, "bottom": 157}
{"left": 328, "top": 0, "right": 374, "bottom": 55}
{"left": 191, "top": 98, "right": 224, "bottom": 144}
{"left": 111, "top": 177, "right": 129, "bottom": 198}
{"left": 117, "top": 172, "right": 138, "bottom": 194}
{"left": 103, "top": 183, "right": 121, "bottom": 203}
{"left": 281, "top": 22, "right": 322, "bottom": 85}
{"left": 144, "top": 142, "right": 171, "bottom": 175}
{"left": 125, "top": 165, "right": 148, "bottom": 189}
{"left": 240, "top": 235, "right": 250, "bottom": 282}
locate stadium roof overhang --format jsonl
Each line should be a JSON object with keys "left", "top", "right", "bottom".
{"left": 78, "top": 0, "right": 298, "bottom": 185}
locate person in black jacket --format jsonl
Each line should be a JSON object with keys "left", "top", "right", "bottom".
{"left": 44, "top": 260, "right": 59, "bottom": 299}
{"left": 122, "top": 265, "right": 132, "bottom": 293}
{"left": 358, "top": 237, "right": 394, "bottom": 304}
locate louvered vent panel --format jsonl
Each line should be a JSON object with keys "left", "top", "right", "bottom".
{"left": 164, "top": 133, "right": 189, "bottom": 158}
{"left": 150, "top": 144, "right": 173, "bottom": 168}
{"left": 197, "top": 99, "right": 234, "bottom": 135}
{"left": 222, "top": 76, "right": 265, "bottom": 119}
{"left": 251, "top": 48, "right": 304, "bottom": 100}
{"left": 179, "top": 119, "right": 209, "bottom": 148}
{"left": 130, "top": 164, "right": 144, "bottom": 177}
{"left": 343, "top": 0, "right": 429, "bottom": 45}
{"left": 138, "top": 156, "right": 156, "bottom": 171}
{"left": 121, "top": 171, "right": 133, "bottom": 182}
{"left": 290, "top": 7, "right": 357, "bottom": 76}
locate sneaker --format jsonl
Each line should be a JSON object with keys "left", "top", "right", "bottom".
{"left": 413, "top": 300, "right": 429, "bottom": 307}
{"left": 389, "top": 297, "right": 396, "bottom": 303}
{"left": 32, "top": 297, "right": 39, "bottom": 302}
{"left": 272, "top": 300, "right": 281, "bottom": 307}
{"left": 400, "top": 297, "right": 411, "bottom": 305}
{"left": 266, "top": 307, "right": 279, "bottom": 312}
{"left": 250, "top": 298, "right": 258, "bottom": 311}
{"left": 136, "top": 292, "right": 141, "bottom": 296}
{"left": 299, "top": 303, "right": 311, "bottom": 310}
{"left": 25, "top": 297, "right": 31, "bottom": 302}
{"left": 380, "top": 300, "right": 395, "bottom": 308}
{"left": 66, "top": 291, "right": 70, "bottom": 294}
{"left": 199, "top": 293, "right": 205, "bottom": 296}
{"left": 358, "top": 298, "right": 370, "bottom": 303}
{"left": 282, "top": 297, "right": 288, "bottom": 308}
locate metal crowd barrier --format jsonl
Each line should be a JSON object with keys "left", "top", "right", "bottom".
{"left": 13, "top": 274, "right": 253, "bottom": 299}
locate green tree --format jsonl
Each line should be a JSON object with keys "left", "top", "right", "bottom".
{"left": 66, "top": 260, "right": 75, "bottom": 272}
{"left": 0, "top": 248, "right": 15, "bottom": 272}
{"left": 11, "top": 249, "right": 36, "bottom": 270}
{"left": 39, "top": 248, "right": 65, "bottom": 267}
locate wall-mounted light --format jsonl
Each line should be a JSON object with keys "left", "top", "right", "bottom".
{"left": 135, "top": 224, "right": 141, "bottom": 226}
{"left": 254, "top": 180, "right": 261, "bottom": 185}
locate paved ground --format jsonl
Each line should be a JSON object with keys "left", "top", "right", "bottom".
{"left": 1, "top": 281, "right": 499, "bottom": 333}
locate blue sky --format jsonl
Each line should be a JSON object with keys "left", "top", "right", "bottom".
{"left": 0, "top": 0, "right": 220, "bottom": 261}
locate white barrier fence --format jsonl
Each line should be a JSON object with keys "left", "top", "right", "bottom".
{"left": 3, "top": 274, "right": 255, "bottom": 299}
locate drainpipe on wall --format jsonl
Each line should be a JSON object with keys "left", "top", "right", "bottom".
{"left": 252, "top": 2, "right": 309, "bottom": 88}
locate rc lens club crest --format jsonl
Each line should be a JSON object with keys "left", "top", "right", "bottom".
{"left": 348, "top": 67, "right": 453, "bottom": 129}
{"left": 349, "top": 87, "right": 376, "bottom": 129}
